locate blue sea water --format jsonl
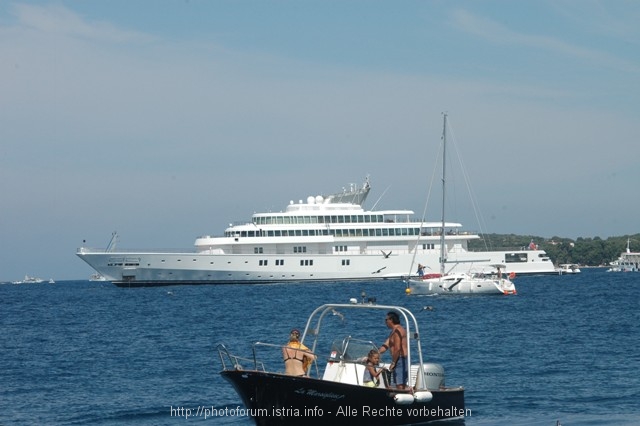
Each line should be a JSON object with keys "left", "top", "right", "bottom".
{"left": 1, "top": 268, "right": 639, "bottom": 425}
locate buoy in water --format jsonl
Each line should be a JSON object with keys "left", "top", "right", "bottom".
{"left": 405, "top": 287, "right": 411, "bottom": 295}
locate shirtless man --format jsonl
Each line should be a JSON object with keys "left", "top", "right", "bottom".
{"left": 378, "top": 311, "right": 408, "bottom": 389}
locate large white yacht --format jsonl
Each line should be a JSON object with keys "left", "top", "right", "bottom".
{"left": 76, "top": 178, "right": 556, "bottom": 287}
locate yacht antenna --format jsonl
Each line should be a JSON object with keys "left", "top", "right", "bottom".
{"left": 370, "top": 185, "right": 391, "bottom": 210}
{"left": 106, "top": 232, "right": 118, "bottom": 252}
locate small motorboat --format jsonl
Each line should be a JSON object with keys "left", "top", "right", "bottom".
{"left": 218, "top": 302, "right": 465, "bottom": 425}
{"left": 556, "top": 264, "right": 581, "bottom": 275}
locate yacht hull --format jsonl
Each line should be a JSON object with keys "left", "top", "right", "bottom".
{"left": 77, "top": 249, "right": 555, "bottom": 287}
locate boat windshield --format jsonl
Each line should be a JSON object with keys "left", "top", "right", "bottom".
{"left": 329, "top": 337, "right": 378, "bottom": 362}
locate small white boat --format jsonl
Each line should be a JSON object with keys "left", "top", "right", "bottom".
{"left": 556, "top": 264, "right": 581, "bottom": 274}
{"left": 407, "top": 115, "right": 515, "bottom": 296}
{"left": 48, "top": 278, "right": 56, "bottom": 284}
{"left": 89, "top": 273, "right": 107, "bottom": 282}
{"left": 12, "top": 275, "right": 45, "bottom": 284}
{"left": 408, "top": 266, "right": 517, "bottom": 295}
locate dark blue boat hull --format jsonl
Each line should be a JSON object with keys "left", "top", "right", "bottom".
{"left": 221, "top": 369, "right": 465, "bottom": 425}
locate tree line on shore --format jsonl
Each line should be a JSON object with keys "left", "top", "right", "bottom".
{"left": 468, "top": 233, "right": 640, "bottom": 266}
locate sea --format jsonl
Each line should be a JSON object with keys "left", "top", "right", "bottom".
{"left": 1, "top": 268, "right": 639, "bottom": 426}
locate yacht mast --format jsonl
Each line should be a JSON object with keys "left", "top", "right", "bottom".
{"left": 439, "top": 113, "right": 447, "bottom": 275}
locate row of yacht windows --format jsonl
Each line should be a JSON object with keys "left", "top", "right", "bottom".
{"left": 254, "top": 215, "right": 391, "bottom": 225}
{"left": 227, "top": 227, "right": 423, "bottom": 238}
{"left": 255, "top": 247, "right": 309, "bottom": 254}
{"left": 258, "top": 259, "right": 316, "bottom": 266}
{"left": 256, "top": 246, "right": 347, "bottom": 254}
{"left": 256, "top": 244, "right": 434, "bottom": 255}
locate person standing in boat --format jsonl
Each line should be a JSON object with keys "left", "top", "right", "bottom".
{"left": 282, "top": 329, "right": 316, "bottom": 376}
{"left": 379, "top": 312, "right": 408, "bottom": 389}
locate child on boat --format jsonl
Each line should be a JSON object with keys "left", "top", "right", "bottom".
{"left": 363, "top": 349, "right": 385, "bottom": 387}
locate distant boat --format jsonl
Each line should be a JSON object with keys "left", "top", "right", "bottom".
{"left": 556, "top": 264, "right": 581, "bottom": 275}
{"left": 608, "top": 238, "right": 639, "bottom": 272}
{"left": 12, "top": 275, "right": 45, "bottom": 284}
{"left": 406, "top": 114, "right": 516, "bottom": 296}
{"left": 89, "top": 273, "right": 107, "bottom": 282}
{"left": 49, "top": 278, "right": 56, "bottom": 284}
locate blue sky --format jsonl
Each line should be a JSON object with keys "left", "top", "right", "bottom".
{"left": 1, "top": 1, "right": 639, "bottom": 280}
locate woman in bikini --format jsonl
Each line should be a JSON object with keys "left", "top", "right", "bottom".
{"left": 282, "top": 329, "right": 316, "bottom": 376}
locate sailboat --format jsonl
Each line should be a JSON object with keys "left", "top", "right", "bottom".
{"left": 406, "top": 114, "right": 516, "bottom": 296}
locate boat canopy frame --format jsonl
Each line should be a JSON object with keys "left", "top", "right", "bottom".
{"left": 298, "top": 303, "right": 428, "bottom": 389}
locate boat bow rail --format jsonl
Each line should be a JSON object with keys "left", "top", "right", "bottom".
{"left": 217, "top": 343, "right": 266, "bottom": 372}
{"left": 77, "top": 247, "right": 194, "bottom": 254}
{"left": 217, "top": 341, "right": 321, "bottom": 375}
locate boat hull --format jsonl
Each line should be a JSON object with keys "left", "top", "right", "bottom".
{"left": 408, "top": 277, "right": 516, "bottom": 295}
{"left": 220, "top": 370, "right": 465, "bottom": 425}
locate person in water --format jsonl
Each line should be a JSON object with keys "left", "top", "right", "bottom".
{"left": 363, "top": 349, "right": 385, "bottom": 387}
{"left": 378, "top": 311, "right": 408, "bottom": 389}
{"left": 282, "top": 329, "right": 316, "bottom": 376}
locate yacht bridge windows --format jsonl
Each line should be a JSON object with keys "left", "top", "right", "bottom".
{"left": 505, "top": 253, "right": 528, "bottom": 263}
{"left": 226, "top": 226, "right": 424, "bottom": 238}
{"left": 253, "top": 214, "right": 388, "bottom": 225}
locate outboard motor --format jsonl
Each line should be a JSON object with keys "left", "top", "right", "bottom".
{"left": 414, "top": 363, "right": 445, "bottom": 390}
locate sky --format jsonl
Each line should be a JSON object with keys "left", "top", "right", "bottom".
{"left": 1, "top": 0, "right": 639, "bottom": 281}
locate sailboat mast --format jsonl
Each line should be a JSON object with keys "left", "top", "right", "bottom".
{"left": 439, "top": 113, "right": 447, "bottom": 275}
